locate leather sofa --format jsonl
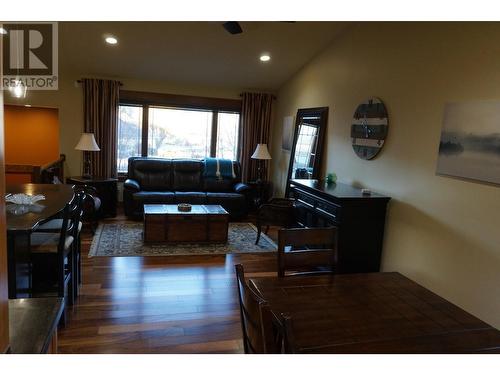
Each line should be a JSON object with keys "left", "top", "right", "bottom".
{"left": 123, "top": 157, "right": 250, "bottom": 219}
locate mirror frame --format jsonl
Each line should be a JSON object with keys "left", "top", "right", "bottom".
{"left": 285, "top": 106, "right": 329, "bottom": 196}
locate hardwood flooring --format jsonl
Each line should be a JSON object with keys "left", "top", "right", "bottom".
{"left": 58, "top": 211, "right": 278, "bottom": 353}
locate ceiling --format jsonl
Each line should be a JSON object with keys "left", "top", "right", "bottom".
{"left": 59, "top": 22, "right": 350, "bottom": 91}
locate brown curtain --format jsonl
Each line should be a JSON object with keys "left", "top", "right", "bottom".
{"left": 82, "top": 78, "right": 120, "bottom": 178}
{"left": 240, "top": 92, "right": 274, "bottom": 182}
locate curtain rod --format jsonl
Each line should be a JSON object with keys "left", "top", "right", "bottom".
{"left": 76, "top": 79, "right": 124, "bottom": 86}
{"left": 240, "top": 93, "right": 277, "bottom": 99}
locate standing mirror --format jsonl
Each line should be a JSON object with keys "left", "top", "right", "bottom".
{"left": 286, "top": 107, "right": 328, "bottom": 195}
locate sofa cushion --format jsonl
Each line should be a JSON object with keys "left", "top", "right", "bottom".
{"left": 129, "top": 158, "right": 173, "bottom": 191}
{"left": 206, "top": 192, "right": 246, "bottom": 216}
{"left": 203, "top": 177, "right": 234, "bottom": 192}
{"left": 133, "top": 191, "right": 176, "bottom": 203}
{"left": 174, "top": 191, "right": 207, "bottom": 204}
{"left": 206, "top": 192, "right": 244, "bottom": 201}
{"left": 202, "top": 161, "right": 241, "bottom": 192}
{"left": 172, "top": 159, "right": 203, "bottom": 191}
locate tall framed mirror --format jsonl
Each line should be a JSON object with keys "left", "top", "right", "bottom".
{"left": 285, "top": 107, "right": 328, "bottom": 195}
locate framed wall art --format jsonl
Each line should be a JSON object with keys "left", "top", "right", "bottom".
{"left": 436, "top": 100, "right": 500, "bottom": 185}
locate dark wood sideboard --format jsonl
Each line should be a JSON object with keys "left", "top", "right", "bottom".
{"left": 288, "top": 179, "right": 391, "bottom": 273}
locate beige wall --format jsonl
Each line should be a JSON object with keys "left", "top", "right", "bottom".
{"left": 4, "top": 72, "right": 243, "bottom": 177}
{"left": 270, "top": 22, "right": 500, "bottom": 328}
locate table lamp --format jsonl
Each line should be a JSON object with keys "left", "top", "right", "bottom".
{"left": 75, "top": 132, "right": 100, "bottom": 179}
{"left": 251, "top": 143, "right": 272, "bottom": 183}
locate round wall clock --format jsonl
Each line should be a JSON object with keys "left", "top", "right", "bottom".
{"left": 351, "top": 97, "right": 388, "bottom": 160}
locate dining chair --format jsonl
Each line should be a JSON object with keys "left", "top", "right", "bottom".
{"left": 76, "top": 185, "right": 101, "bottom": 235}
{"left": 255, "top": 197, "right": 296, "bottom": 244}
{"left": 31, "top": 192, "right": 84, "bottom": 318}
{"left": 281, "top": 313, "right": 299, "bottom": 354}
{"left": 234, "top": 264, "right": 281, "bottom": 354}
{"left": 277, "top": 227, "right": 338, "bottom": 277}
{"left": 38, "top": 189, "right": 87, "bottom": 296}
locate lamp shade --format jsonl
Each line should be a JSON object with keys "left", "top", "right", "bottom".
{"left": 251, "top": 143, "right": 272, "bottom": 160}
{"left": 75, "top": 133, "right": 100, "bottom": 151}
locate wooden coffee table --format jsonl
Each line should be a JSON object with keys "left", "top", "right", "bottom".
{"left": 143, "top": 204, "right": 229, "bottom": 244}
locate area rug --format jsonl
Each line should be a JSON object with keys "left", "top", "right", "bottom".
{"left": 88, "top": 222, "right": 277, "bottom": 257}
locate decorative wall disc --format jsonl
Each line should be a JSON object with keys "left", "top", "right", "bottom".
{"left": 351, "top": 97, "right": 388, "bottom": 160}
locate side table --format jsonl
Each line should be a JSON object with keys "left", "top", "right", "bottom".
{"left": 247, "top": 180, "right": 272, "bottom": 210}
{"left": 66, "top": 176, "right": 118, "bottom": 218}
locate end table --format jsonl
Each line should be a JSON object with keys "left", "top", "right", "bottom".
{"left": 247, "top": 180, "right": 272, "bottom": 210}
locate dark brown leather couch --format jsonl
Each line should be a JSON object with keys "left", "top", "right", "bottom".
{"left": 123, "top": 157, "right": 250, "bottom": 218}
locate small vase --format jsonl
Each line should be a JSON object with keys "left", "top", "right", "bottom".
{"left": 326, "top": 173, "right": 337, "bottom": 184}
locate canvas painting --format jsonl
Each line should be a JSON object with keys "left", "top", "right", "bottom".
{"left": 282, "top": 116, "right": 294, "bottom": 151}
{"left": 436, "top": 101, "right": 500, "bottom": 185}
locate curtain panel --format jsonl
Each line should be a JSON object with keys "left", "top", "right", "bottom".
{"left": 82, "top": 78, "right": 120, "bottom": 178}
{"left": 240, "top": 92, "right": 274, "bottom": 182}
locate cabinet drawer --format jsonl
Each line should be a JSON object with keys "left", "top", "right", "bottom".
{"left": 316, "top": 200, "right": 341, "bottom": 222}
{"left": 292, "top": 189, "right": 316, "bottom": 208}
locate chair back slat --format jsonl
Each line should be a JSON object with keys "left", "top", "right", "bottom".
{"left": 278, "top": 227, "right": 337, "bottom": 247}
{"left": 57, "top": 204, "right": 71, "bottom": 256}
{"left": 281, "top": 313, "right": 299, "bottom": 354}
{"left": 65, "top": 191, "right": 84, "bottom": 235}
{"left": 235, "top": 264, "right": 279, "bottom": 354}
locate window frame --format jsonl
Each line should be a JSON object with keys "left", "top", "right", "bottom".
{"left": 117, "top": 90, "right": 242, "bottom": 178}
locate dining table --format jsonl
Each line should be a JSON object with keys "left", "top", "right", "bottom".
{"left": 5, "top": 183, "right": 75, "bottom": 298}
{"left": 249, "top": 272, "right": 500, "bottom": 353}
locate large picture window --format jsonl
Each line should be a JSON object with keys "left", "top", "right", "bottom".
{"left": 117, "top": 105, "right": 143, "bottom": 173}
{"left": 148, "top": 107, "right": 213, "bottom": 159}
{"left": 216, "top": 112, "right": 240, "bottom": 161}
{"left": 116, "top": 91, "right": 241, "bottom": 174}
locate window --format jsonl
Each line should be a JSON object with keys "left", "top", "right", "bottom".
{"left": 116, "top": 91, "right": 241, "bottom": 175}
{"left": 216, "top": 112, "right": 240, "bottom": 161}
{"left": 117, "top": 105, "right": 143, "bottom": 173}
{"left": 148, "top": 107, "right": 213, "bottom": 159}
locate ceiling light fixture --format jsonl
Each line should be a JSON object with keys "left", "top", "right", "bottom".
{"left": 0, "top": 27, "right": 7, "bottom": 35}
{"left": 259, "top": 53, "right": 271, "bottom": 62}
{"left": 105, "top": 36, "right": 118, "bottom": 45}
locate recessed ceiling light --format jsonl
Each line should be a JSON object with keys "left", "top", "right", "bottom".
{"left": 0, "top": 27, "right": 7, "bottom": 35}
{"left": 105, "top": 36, "right": 118, "bottom": 45}
{"left": 260, "top": 53, "right": 271, "bottom": 62}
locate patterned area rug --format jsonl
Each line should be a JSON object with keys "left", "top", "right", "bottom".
{"left": 88, "top": 222, "right": 277, "bottom": 257}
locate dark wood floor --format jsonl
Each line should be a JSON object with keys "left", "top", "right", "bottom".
{"left": 58, "top": 211, "right": 278, "bottom": 354}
